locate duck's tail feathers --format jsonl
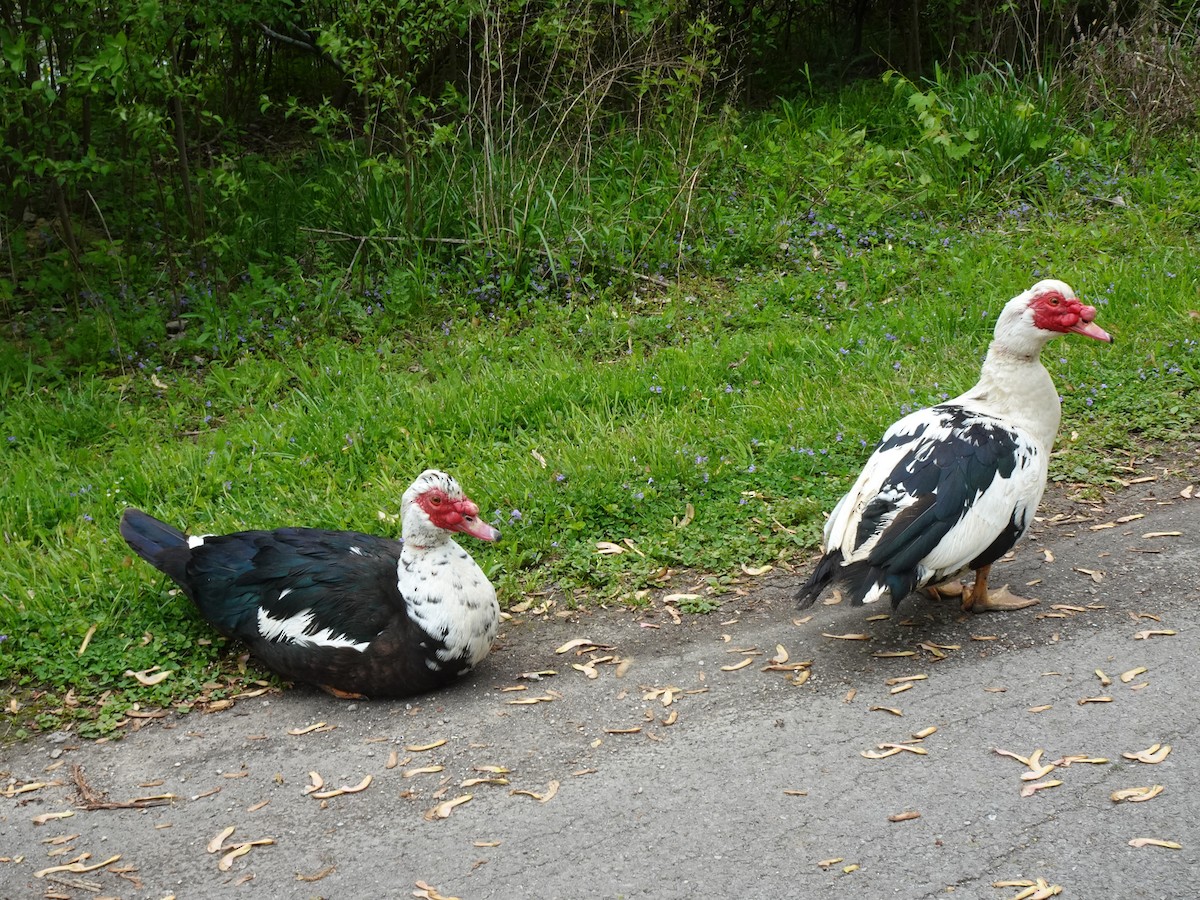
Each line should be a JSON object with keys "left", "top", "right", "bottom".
{"left": 796, "top": 550, "right": 844, "bottom": 609}
{"left": 120, "top": 508, "right": 192, "bottom": 589}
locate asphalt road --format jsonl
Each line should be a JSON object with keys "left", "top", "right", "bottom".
{"left": 2, "top": 450, "right": 1198, "bottom": 900}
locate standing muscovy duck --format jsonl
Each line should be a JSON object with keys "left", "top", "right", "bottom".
{"left": 120, "top": 469, "right": 501, "bottom": 698}
{"left": 797, "top": 279, "right": 1112, "bottom": 615}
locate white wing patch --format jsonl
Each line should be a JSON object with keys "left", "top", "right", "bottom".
{"left": 256, "top": 607, "right": 370, "bottom": 652}
{"left": 349, "top": 546, "right": 365, "bottom": 556}
{"left": 187, "top": 534, "right": 211, "bottom": 549}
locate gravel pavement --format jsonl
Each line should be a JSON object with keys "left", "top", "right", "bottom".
{"left": 3, "top": 450, "right": 1198, "bottom": 900}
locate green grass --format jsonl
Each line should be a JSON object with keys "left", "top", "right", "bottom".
{"left": 2, "top": 76, "right": 1199, "bottom": 740}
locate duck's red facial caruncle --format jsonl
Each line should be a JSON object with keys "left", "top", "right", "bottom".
{"left": 418, "top": 489, "right": 501, "bottom": 541}
{"left": 1031, "top": 290, "right": 1113, "bottom": 342}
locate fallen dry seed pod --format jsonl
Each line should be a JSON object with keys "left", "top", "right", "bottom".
{"left": 1128, "top": 838, "right": 1181, "bottom": 849}
{"left": 878, "top": 743, "right": 927, "bottom": 755}
{"left": 817, "top": 858, "right": 844, "bottom": 868}
{"left": 406, "top": 739, "right": 448, "bottom": 752}
{"left": 125, "top": 667, "right": 172, "bottom": 686}
{"left": 571, "top": 663, "right": 599, "bottom": 679}
{"left": 720, "top": 657, "right": 754, "bottom": 672}
{"left": 1020, "top": 765, "right": 1056, "bottom": 781}
{"left": 217, "top": 844, "right": 252, "bottom": 872}
{"left": 460, "top": 777, "right": 509, "bottom": 788}
{"left": 32, "top": 811, "right": 74, "bottom": 826}
{"left": 1012, "top": 881, "right": 1063, "bottom": 900}
{"left": 311, "top": 775, "right": 372, "bottom": 799}
{"left": 403, "top": 766, "right": 445, "bottom": 778}
{"left": 287, "top": 722, "right": 328, "bottom": 736}
{"left": 1123, "top": 744, "right": 1171, "bottom": 764}
{"left": 762, "top": 661, "right": 811, "bottom": 672}
{"left": 510, "top": 780, "right": 559, "bottom": 803}
{"left": 474, "top": 765, "right": 510, "bottom": 774}
{"left": 424, "top": 794, "right": 472, "bottom": 820}
{"left": 822, "top": 632, "right": 871, "bottom": 641}
{"left": 1019, "top": 779, "right": 1062, "bottom": 797}
{"left": 207, "top": 826, "right": 235, "bottom": 853}
{"left": 34, "top": 854, "right": 122, "bottom": 878}
{"left": 885, "top": 674, "right": 928, "bottom": 686}
{"left": 1095, "top": 669, "right": 1112, "bottom": 686}
{"left": 555, "top": 638, "right": 596, "bottom": 654}
{"left": 297, "top": 865, "right": 336, "bottom": 883}
{"left": 1111, "top": 785, "right": 1164, "bottom": 803}
{"left": 888, "top": 810, "right": 921, "bottom": 822}
{"left": 1077, "top": 696, "right": 1112, "bottom": 705}
{"left": 873, "top": 650, "right": 916, "bottom": 658}
{"left": 1119, "top": 666, "right": 1147, "bottom": 683}
{"left": 1133, "top": 629, "right": 1177, "bottom": 640}
{"left": 414, "top": 879, "right": 463, "bottom": 900}
{"left": 860, "top": 747, "right": 903, "bottom": 759}
{"left": 769, "top": 644, "right": 789, "bottom": 664}
{"left": 869, "top": 706, "right": 904, "bottom": 717}
{"left": 912, "top": 726, "right": 938, "bottom": 739}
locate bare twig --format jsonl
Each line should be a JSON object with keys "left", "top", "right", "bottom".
{"left": 71, "top": 764, "right": 174, "bottom": 810}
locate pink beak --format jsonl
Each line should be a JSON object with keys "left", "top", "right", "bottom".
{"left": 454, "top": 499, "right": 501, "bottom": 542}
{"left": 1069, "top": 304, "right": 1113, "bottom": 342}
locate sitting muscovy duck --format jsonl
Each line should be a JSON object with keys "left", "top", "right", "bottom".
{"left": 797, "top": 279, "right": 1113, "bottom": 615}
{"left": 120, "top": 469, "right": 501, "bottom": 698}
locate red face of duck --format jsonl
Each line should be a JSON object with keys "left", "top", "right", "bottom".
{"left": 1031, "top": 289, "right": 1113, "bottom": 342}
{"left": 417, "top": 487, "right": 501, "bottom": 541}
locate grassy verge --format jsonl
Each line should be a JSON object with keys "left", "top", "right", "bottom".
{"left": 2, "top": 81, "right": 1198, "bottom": 740}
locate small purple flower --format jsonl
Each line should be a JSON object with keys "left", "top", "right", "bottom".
{"left": 747, "top": 465, "right": 756, "bottom": 473}
{"left": 555, "top": 473, "right": 567, "bottom": 482}
{"left": 650, "top": 385, "right": 663, "bottom": 394}
{"left": 509, "top": 509, "right": 522, "bottom": 522}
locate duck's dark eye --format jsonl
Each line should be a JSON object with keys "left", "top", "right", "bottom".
{"left": 1049, "top": 296, "right": 1060, "bottom": 306}
{"left": 430, "top": 495, "right": 443, "bottom": 505}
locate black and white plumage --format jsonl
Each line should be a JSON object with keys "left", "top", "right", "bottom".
{"left": 120, "top": 469, "right": 501, "bottom": 698}
{"left": 797, "top": 279, "right": 1113, "bottom": 614}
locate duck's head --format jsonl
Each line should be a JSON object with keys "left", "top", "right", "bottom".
{"left": 401, "top": 469, "right": 500, "bottom": 544}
